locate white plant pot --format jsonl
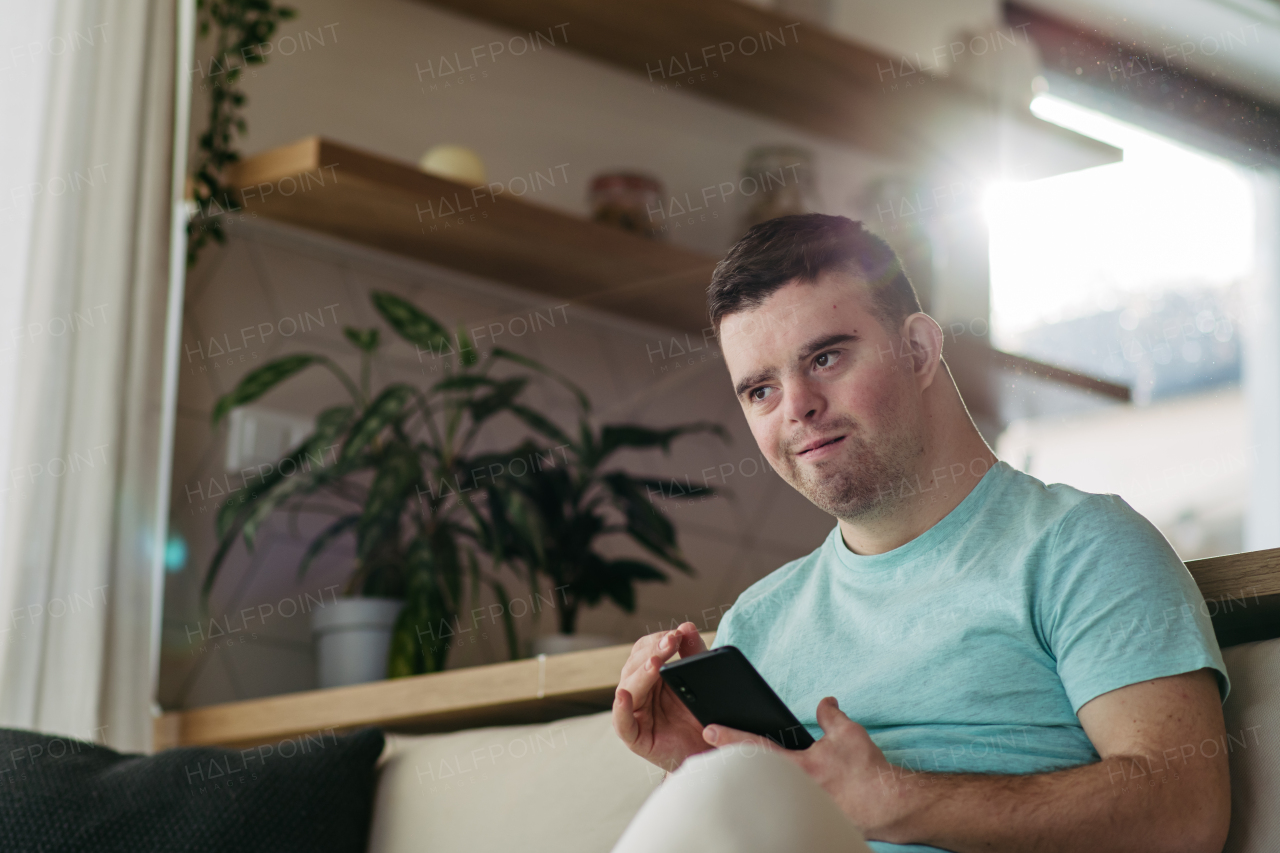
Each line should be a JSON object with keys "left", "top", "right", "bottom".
{"left": 311, "top": 597, "right": 404, "bottom": 689}
{"left": 530, "top": 632, "right": 618, "bottom": 656}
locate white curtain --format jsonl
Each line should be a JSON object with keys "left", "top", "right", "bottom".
{"left": 0, "top": 0, "right": 191, "bottom": 752}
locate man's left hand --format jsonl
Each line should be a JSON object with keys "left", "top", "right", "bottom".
{"left": 703, "top": 696, "right": 909, "bottom": 840}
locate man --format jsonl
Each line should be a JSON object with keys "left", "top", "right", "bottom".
{"left": 611, "top": 214, "right": 1230, "bottom": 853}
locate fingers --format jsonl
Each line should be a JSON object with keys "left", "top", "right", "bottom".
{"left": 815, "top": 695, "right": 872, "bottom": 747}
{"left": 612, "top": 686, "right": 640, "bottom": 745}
{"left": 815, "top": 696, "right": 850, "bottom": 731}
{"left": 702, "top": 723, "right": 782, "bottom": 753}
{"left": 657, "top": 626, "right": 686, "bottom": 657}
{"left": 621, "top": 628, "right": 683, "bottom": 676}
{"left": 672, "top": 621, "right": 708, "bottom": 659}
{"left": 618, "top": 630, "right": 682, "bottom": 709}
{"left": 815, "top": 695, "right": 841, "bottom": 721}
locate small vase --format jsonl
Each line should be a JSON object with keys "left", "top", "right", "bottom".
{"left": 740, "top": 145, "right": 818, "bottom": 233}
{"left": 530, "top": 632, "right": 619, "bottom": 656}
{"left": 311, "top": 597, "right": 405, "bottom": 689}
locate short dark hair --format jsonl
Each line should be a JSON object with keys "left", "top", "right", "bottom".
{"left": 707, "top": 214, "right": 922, "bottom": 335}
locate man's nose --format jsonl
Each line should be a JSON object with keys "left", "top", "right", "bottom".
{"left": 782, "top": 379, "right": 824, "bottom": 422}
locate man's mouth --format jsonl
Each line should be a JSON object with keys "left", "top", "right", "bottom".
{"left": 797, "top": 435, "right": 846, "bottom": 456}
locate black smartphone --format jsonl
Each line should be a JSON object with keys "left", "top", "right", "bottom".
{"left": 659, "top": 645, "right": 815, "bottom": 750}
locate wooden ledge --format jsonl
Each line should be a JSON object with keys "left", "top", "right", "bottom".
{"left": 1189, "top": 549, "right": 1280, "bottom": 603}
{"left": 217, "top": 137, "right": 719, "bottom": 334}
{"left": 154, "top": 631, "right": 716, "bottom": 751}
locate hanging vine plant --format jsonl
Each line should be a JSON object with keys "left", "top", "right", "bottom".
{"left": 187, "top": 0, "right": 297, "bottom": 267}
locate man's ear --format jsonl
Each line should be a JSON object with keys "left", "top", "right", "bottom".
{"left": 901, "top": 313, "right": 943, "bottom": 389}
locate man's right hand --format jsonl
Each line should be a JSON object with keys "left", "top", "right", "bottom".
{"left": 612, "top": 622, "right": 712, "bottom": 773}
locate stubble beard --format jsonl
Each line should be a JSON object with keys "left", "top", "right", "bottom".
{"left": 781, "top": 419, "right": 921, "bottom": 523}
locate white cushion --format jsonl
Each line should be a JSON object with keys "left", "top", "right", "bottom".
{"left": 1221, "top": 638, "right": 1280, "bottom": 853}
{"left": 366, "top": 710, "right": 661, "bottom": 853}
{"left": 365, "top": 640, "right": 1280, "bottom": 852}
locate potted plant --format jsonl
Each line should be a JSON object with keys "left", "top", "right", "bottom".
{"left": 494, "top": 395, "right": 729, "bottom": 654}
{"left": 202, "top": 291, "right": 566, "bottom": 683}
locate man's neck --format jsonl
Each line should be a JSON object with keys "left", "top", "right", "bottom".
{"left": 838, "top": 437, "right": 998, "bottom": 557}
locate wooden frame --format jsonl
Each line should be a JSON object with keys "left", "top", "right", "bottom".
{"left": 156, "top": 549, "right": 1280, "bottom": 750}
{"left": 154, "top": 631, "right": 715, "bottom": 751}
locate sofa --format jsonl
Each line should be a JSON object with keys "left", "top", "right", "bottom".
{"left": 0, "top": 641, "right": 1273, "bottom": 851}
{"left": 365, "top": 637, "right": 1280, "bottom": 853}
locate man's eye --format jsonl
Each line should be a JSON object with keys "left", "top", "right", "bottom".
{"left": 815, "top": 351, "right": 839, "bottom": 369}
{"left": 750, "top": 387, "right": 773, "bottom": 402}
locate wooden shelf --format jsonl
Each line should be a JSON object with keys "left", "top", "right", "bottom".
{"left": 155, "top": 631, "right": 716, "bottom": 750}
{"left": 1190, "top": 549, "right": 1280, "bottom": 649}
{"left": 1191, "top": 549, "right": 1280, "bottom": 602}
{"left": 221, "top": 137, "right": 719, "bottom": 333}
{"left": 156, "top": 550, "right": 1280, "bottom": 751}
{"left": 422, "top": 0, "right": 1120, "bottom": 179}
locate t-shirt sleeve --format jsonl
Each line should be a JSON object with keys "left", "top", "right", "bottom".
{"left": 1037, "top": 493, "right": 1229, "bottom": 713}
{"left": 709, "top": 605, "right": 736, "bottom": 650}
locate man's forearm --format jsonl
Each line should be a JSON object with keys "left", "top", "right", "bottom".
{"left": 876, "top": 750, "right": 1228, "bottom": 853}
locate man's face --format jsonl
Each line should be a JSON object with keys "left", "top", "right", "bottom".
{"left": 720, "top": 269, "right": 924, "bottom": 520}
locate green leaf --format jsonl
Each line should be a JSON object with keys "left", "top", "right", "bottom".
{"left": 507, "top": 405, "right": 572, "bottom": 448}
{"left": 313, "top": 404, "right": 359, "bottom": 440}
{"left": 389, "top": 592, "right": 433, "bottom": 678}
{"left": 215, "top": 471, "right": 276, "bottom": 541}
{"left": 297, "top": 514, "right": 360, "bottom": 580}
{"left": 504, "top": 486, "right": 546, "bottom": 565}
{"left": 455, "top": 323, "right": 479, "bottom": 367}
{"left": 609, "top": 559, "right": 670, "bottom": 583}
{"left": 357, "top": 443, "right": 421, "bottom": 560}
{"left": 601, "top": 471, "right": 694, "bottom": 575}
{"left": 491, "top": 347, "right": 589, "bottom": 412}
{"left": 620, "top": 474, "right": 715, "bottom": 500}
{"left": 469, "top": 377, "right": 528, "bottom": 424}
{"left": 202, "top": 404, "right": 355, "bottom": 599}
{"left": 491, "top": 581, "right": 520, "bottom": 660}
{"left": 598, "top": 422, "right": 729, "bottom": 464}
{"left": 371, "top": 291, "right": 451, "bottom": 354}
{"left": 603, "top": 562, "right": 641, "bottom": 612}
{"left": 201, "top": 531, "right": 241, "bottom": 600}
{"left": 211, "top": 354, "right": 321, "bottom": 424}
{"left": 432, "top": 375, "right": 499, "bottom": 393}
{"left": 578, "top": 418, "right": 597, "bottom": 464}
{"left": 344, "top": 327, "right": 381, "bottom": 353}
{"left": 241, "top": 463, "right": 329, "bottom": 548}
{"left": 341, "top": 384, "right": 416, "bottom": 463}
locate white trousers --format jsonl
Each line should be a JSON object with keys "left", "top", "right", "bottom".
{"left": 611, "top": 743, "right": 874, "bottom": 853}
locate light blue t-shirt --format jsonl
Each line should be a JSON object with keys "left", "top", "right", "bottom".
{"left": 710, "top": 460, "right": 1227, "bottom": 853}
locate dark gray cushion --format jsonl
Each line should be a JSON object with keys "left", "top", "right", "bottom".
{"left": 0, "top": 725, "right": 384, "bottom": 852}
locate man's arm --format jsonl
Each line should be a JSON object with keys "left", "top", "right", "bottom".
{"left": 706, "top": 668, "right": 1230, "bottom": 853}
